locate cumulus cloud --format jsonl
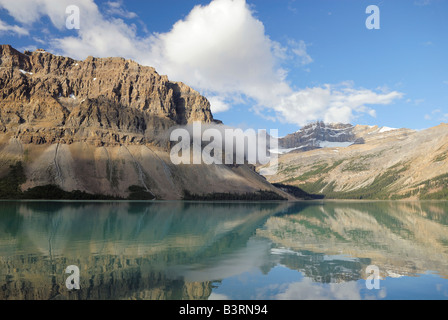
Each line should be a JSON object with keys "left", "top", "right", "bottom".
{"left": 0, "top": 0, "right": 403, "bottom": 126}
{"left": 208, "top": 96, "right": 232, "bottom": 114}
{"left": 147, "top": 0, "right": 291, "bottom": 104}
{"left": 269, "top": 84, "right": 402, "bottom": 125}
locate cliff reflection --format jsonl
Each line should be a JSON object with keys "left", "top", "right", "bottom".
{"left": 1, "top": 201, "right": 448, "bottom": 300}
{"left": 0, "top": 201, "right": 285, "bottom": 300}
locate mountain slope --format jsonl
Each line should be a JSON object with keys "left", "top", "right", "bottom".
{"left": 262, "top": 123, "right": 448, "bottom": 200}
{"left": 0, "top": 45, "right": 288, "bottom": 200}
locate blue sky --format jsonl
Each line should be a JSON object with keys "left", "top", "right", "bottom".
{"left": 0, "top": 0, "right": 447, "bottom": 136}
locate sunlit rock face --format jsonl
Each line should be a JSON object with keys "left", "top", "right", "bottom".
{"left": 0, "top": 44, "right": 213, "bottom": 146}
{"left": 0, "top": 45, "right": 284, "bottom": 200}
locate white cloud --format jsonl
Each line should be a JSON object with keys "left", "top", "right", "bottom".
{"left": 425, "top": 109, "right": 445, "bottom": 121}
{"left": 0, "top": 19, "right": 29, "bottom": 36}
{"left": 208, "top": 293, "right": 230, "bottom": 300}
{"left": 0, "top": 0, "right": 99, "bottom": 29}
{"left": 290, "top": 40, "right": 313, "bottom": 66}
{"left": 273, "top": 84, "right": 402, "bottom": 126}
{"left": 208, "top": 96, "right": 232, "bottom": 114}
{"left": 275, "top": 278, "right": 363, "bottom": 300}
{"left": 441, "top": 114, "right": 448, "bottom": 122}
{"left": 105, "top": 1, "right": 137, "bottom": 19}
{"left": 406, "top": 98, "right": 425, "bottom": 106}
{"left": 0, "top": 0, "right": 403, "bottom": 126}
{"left": 147, "top": 0, "right": 291, "bottom": 102}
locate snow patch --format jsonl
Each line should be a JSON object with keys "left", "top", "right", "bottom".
{"left": 387, "top": 270, "right": 404, "bottom": 278}
{"left": 271, "top": 248, "right": 305, "bottom": 256}
{"left": 69, "top": 93, "right": 76, "bottom": 100}
{"left": 379, "top": 127, "right": 398, "bottom": 133}
{"left": 318, "top": 141, "right": 354, "bottom": 148}
{"left": 270, "top": 146, "right": 304, "bottom": 155}
{"left": 19, "top": 69, "right": 33, "bottom": 75}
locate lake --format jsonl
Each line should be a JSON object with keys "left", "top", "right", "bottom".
{"left": 0, "top": 200, "right": 448, "bottom": 300}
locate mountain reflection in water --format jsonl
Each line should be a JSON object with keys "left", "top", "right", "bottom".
{"left": 0, "top": 201, "right": 448, "bottom": 300}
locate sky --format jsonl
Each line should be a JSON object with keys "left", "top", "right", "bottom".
{"left": 0, "top": 0, "right": 447, "bottom": 136}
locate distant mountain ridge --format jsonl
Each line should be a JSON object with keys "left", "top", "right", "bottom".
{"left": 276, "top": 121, "right": 362, "bottom": 154}
{"left": 262, "top": 121, "right": 448, "bottom": 200}
{"left": 276, "top": 121, "right": 412, "bottom": 155}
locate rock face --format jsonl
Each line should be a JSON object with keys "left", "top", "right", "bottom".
{"left": 0, "top": 44, "right": 213, "bottom": 146}
{"left": 278, "top": 121, "right": 363, "bottom": 153}
{"left": 0, "top": 45, "right": 287, "bottom": 200}
{"left": 263, "top": 122, "right": 448, "bottom": 200}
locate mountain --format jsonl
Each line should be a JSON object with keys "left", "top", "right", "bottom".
{"left": 275, "top": 121, "right": 361, "bottom": 154}
{"left": 0, "top": 45, "right": 288, "bottom": 200}
{"left": 262, "top": 122, "right": 448, "bottom": 200}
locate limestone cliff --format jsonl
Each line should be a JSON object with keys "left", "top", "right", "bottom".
{"left": 0, "top": 45, "right": 286, "bottom": 200}
{"left": 0, "top": 44, "right": 213, "bottom": 146}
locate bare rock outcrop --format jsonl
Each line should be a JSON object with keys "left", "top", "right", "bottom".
{"left": 0, "top": 44, "right": 213, "bottom": 147}
{"left": 0, "top": 45, "right": 287, "bottom": 200}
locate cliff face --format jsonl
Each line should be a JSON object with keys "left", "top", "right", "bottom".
{"left": 0, "top": 45, "right": 285, "bottom": 200}
{"left": 0, "top": 44, "right": 213, "bottom": 146}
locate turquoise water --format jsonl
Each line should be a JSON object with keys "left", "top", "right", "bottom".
{"left": 0, "top": 200, "right": 448, "bottom": 300}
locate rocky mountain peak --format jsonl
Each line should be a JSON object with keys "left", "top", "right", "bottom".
{"left": 0, "top": 45, "right": 214, "bottom": 146}
{"left": 278, "top": 121, "right": 359, "bottom": 152}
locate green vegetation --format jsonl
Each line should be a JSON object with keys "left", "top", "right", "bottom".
{"left": 297, "top": 178, "right": 332, "bottom": 195}
{"left": 22, "top": 185, "right": 122, "bottom": 200}
{"left": 341, "top": 160, "right": 369, "bottom": 172}
{"left": 389, "top": 173, "right": 448, "bottom": 200}
{"left": 128, "top": 185, "right": 156, "bottom": 200}
{"left": 297, "top": 163, "right": 330, "bottom": 180}
{"left": 279, "top": 164, "right": 302, "bottom": 174}
{"left": 0, "top": 161, "right": 152, "bottom": 200}
{"left": 182, "top": 190, "right": 287, "bottom": 201}
{"left": 0, "top": 162, "right": 26, "bottom": 199}
{"left": 295, "top": 163, "right": 410, "bottom": 200}
{"left": 416, "top": 173, "right": 448, "bottom": 200}
{"left": 283, "top": 160, "right": 344, "bottom": 183}
{"left": 273, "top": 183, "right": 324, "bottom": 200}
{"left": 433, "top": 154, "right": 447, "bottom": 163}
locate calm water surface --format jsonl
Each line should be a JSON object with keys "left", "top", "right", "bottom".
{"left": 1, "top": 200, "right": 448, "bottom": 300}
